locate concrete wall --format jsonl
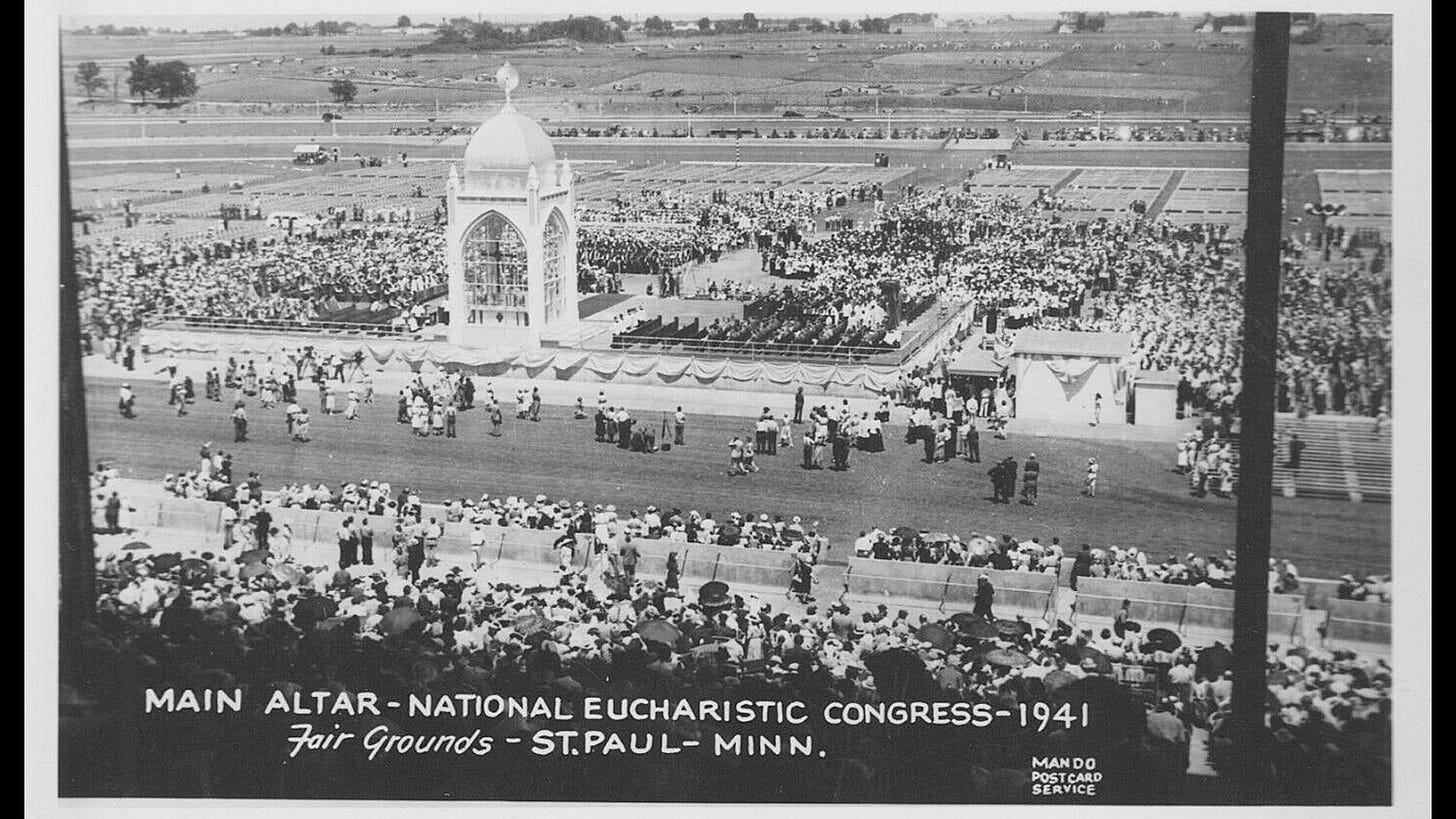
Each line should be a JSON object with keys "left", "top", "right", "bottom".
{"left": 1325, "top": 599, "right": 1392, "bottom": 645}
{"left": 843, "top": 558, "right": 1057, "bottom": 621}
{"left": 1077, "top": 578, "right": 1308, "bottom": 644}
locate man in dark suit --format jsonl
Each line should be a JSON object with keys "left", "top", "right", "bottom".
{"left": 793, "top": 387, "right": 805, "bottom": 424}
{"left": 964, "top": 421, "right": 981, "bottom": 463}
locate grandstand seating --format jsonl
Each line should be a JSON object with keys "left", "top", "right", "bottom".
{"left": 1159, "top": 169, "right": 1249, "bottom": 226}
{"left": 1221, "top": 414, "right": 1391, "bottom": 502}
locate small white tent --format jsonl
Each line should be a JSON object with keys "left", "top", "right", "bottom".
{"left": 1010, "top": 330, "right": 1135, "bottom": 425}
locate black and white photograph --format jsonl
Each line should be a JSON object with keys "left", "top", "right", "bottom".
{"left": 26, "top": 0, "right": 1429, "bottom": 812}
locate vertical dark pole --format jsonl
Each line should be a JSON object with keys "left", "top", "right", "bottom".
{"left": 59, "top": 59, "right": 95, "bottom": 684}
{"left": 1231, "top": 12, "right": 1289, "bottom": 800}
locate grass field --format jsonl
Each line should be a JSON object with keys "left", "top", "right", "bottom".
{"left": 60, "top": 15, "right": 1392, "bottom": 117}
{"left": 84, "top": 375, "right": 1390, "bottom": 580}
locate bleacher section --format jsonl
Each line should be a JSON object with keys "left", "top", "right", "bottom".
{"left": 574, "top": 163, "right": 911, "bottom": 204}
{"left": 1316, "top": 169, "right": 1392, "bottom": 240}
{"left": 962, "top": 167, "right": 1077, "bottom": 205}
{"left": 72, "top": 171, "right": 274, "bottom": 212}
{"left": 1060, "top": 168, "right": 1174, "bottom": 214}
{"left": 1224, "top": 414, "right": 1392, "bottom": 502}
{"left": 1159, "top": 169, "right": 1249, "bottom": 226}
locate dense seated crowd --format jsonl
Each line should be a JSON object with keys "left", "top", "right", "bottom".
{"left": 77, "top": 501, "right": 1391, "bottom": 801}
{"left": 75, "top": 225, "right": 445, "bottom": 341}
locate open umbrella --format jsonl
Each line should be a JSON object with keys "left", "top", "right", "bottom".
{"left": 1143, "top": 628, "right": 1181, "bottom": 653}
{"left": 240, "top": 563, "right": 270, "bottom": 580}
{"left": 1197, "top": 645, "right": 1234, "bottom": 679}
{"left": 698, "top": 581, "right": 731, "bottom": 608}
{"left": 864, "top": 648, "right": 928, "bottom": 697}
{"left": 150, "top": 553, "right": 182, "bottom": 573}
{"left": 924, "top": 532, "right": 952, "bottom": 543}
{"left": 635, "top": 619, "right": 682, "bottom": 647}
{"left": 178, "top": 557, "right": 213, "bottom": 587}
{"left": 238, "top": 548, "right": 271, "bottom": 564}
{"left": 1043, "top": 669, "right": 1078, "bottom": 693}
{"left": 716, "top": 524, "right": 741, "bottom": 545}
{"left": 380, "top": 606, "right": 424, "bottom": 636}
{"left": 915, "top": 623, "right": 956, "bottom": 652}
{"left": 271, "top": 563, "right": 303, "bottom": 585}
{"left": 1058, "top": 644, "right": 1112, "bottom": 674}
{"left": 892, "top": 526, "right": 920, "bottom": 543}
{"left": 981, "top": 647, "right": 1032, "bottom": 668}
{"left": 994, "top": 618, "right": 1030, "bottom": 638}
{"left": 292, "top": 595, "right": 335, "bottom": 628}
{"left": 953, "top": 616, "right": 1000, "bottom": 640}
{"left": 120, "top": 541, "right": 151, "bottom": 551}
{"left": 1123, "top": 620, "right": 1143, "bottom": 634}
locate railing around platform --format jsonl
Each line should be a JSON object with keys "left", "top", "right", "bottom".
{"left": 610, "top": 333, "right": 897, "bottom": 364}
{"left": 145, "top": 313, "right": 415, "bottom": 338}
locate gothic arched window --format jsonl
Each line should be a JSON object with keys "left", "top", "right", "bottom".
{"left": 542, "top": 209, "right": 568, "bottom": 323}
{"left": 461, "top": 212, "right": 529, "bottom": 326}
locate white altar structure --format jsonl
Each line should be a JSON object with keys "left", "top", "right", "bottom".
{"left": 446, "top": 63, "right": 579, "bottom": 349}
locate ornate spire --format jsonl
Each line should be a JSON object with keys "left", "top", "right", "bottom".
{"left": 558, "top": 156, "right": 573, "bottom": 188}
{"left": 496, "top": 61, "right": 520, "bottom": 108}
{"left": 526, "top": 163, "right": 540, "bottom": 192}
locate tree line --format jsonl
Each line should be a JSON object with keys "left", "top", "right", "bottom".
{"left": 424, "top": 16, "right": 624, "bottom": 51}
{"left": 76, "top": 55, "right": 198, "bottom": 103}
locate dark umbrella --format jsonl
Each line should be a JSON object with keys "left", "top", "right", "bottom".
{"left": 698, "top": 581, "right": 731, "bottom": 608}
{"left": 213, "top": 484, "right": 237, "bottom": 502}
{"left": 1058, "top": 645, "right": 1112, "bottom": 674}
{"left": 864, "top": 648, "right": 928, "bottom": 697}
{"left": 635, "top": 619, "right": 683, "bottom": 647}
{"left": 717, "top": 524, "right": 741, "bottom": 544}
{"left": 1144, "top": 628, "right": 1181, "bottom": 653}
{"left": 380, "top": 606, "right": 424, "bottom": 637}
{"left": 1197, "top": 645, "right": 1234, "bottom": 679}
{"left": 120, "top": 541, "right": 151, "bottom": 551}
{"left": 150, "top": 553, "right": 182, "bottom": 573}
{"left": 892, "top": 526, "right": 920, "bottom": 543}
{"left": 981, "top": 647, "right": 1033, "bottom": 668}
{"left": 1123, "top": 620, "right": 1143, "bottom": 634}
{"left": 956, "top": 617, "right": 1000, "bottom": 640}
{"left": 238, "top": 548, "right": 271, "bottom": 564}
{"left": 178, "top": 557, "right": 213, "bottom": 587}
{"left": 292, "top": 595, "right": 335, "bottom": 628}
{"left": 915, "top": 623, "right": 956, "bottom": 652}
{"left": 239, "top": 563, "right": 270, "bottom": 580}
{"left": 995, "top": 618, "right": 1030, "bottom": 638}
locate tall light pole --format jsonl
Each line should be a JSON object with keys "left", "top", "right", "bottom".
{"left": 1230, "top": 12, "right": 1289, "bottom": 801}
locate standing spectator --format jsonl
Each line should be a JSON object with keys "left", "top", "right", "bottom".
{"left": 674, "top": 407, "right": 686, "bottom": 446}
{"left": 972, "top": 574, "right": 995, "bottom": 619}
{"left": 1083, "top": 458, "right": 1099, "bottom": 497}
{"left": 793, "top": 387, "right": 805, "bottom": 424}
{"left": 1021, "top": 453, "right": 1040, "bottom": 505}
{"left": 337, "top": 516, "right": 358, "bottom": 568}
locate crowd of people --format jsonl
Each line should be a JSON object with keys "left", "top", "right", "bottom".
{"left": 75, "top": 225, "right": 445, "bottom": 344}
{"left": 73, "top": 505, "right": 1391, "bottom": 801}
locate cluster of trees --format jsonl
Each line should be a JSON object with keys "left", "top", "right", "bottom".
{"left": 124, "top": 54, "right": 198, "bottom": 102}
{"left": 1055, "top": 12, "right": 1107, "bottom": 33}
{"left": 426, "top": 15, "right": 624, "bottom": 49}
{"left": 1194, "top": 14, "right": 1248, "bottom": 32}
{"left": 687, "top": 13, "right": 763, "bottom": 34}
{"left": 329, "top": 78, "right": 357, "bottom": 103}
{"left": 69, "top": 24, "right": 150, "bottom": 36}
{"left": 246, "top": 20, "right": 360, "bottom": 37}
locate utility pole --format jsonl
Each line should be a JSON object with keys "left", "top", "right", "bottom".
{"left": 1230, "top": 11, "right": 1289, "bottom": 802}
{"left": 58, "top": 69, "right": 95, "bottom": 686}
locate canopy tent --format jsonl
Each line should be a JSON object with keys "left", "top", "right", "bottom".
{"left": 292, "top": 144, "right": 323, "bottom": 155}
{"left": 1010, "top": 330, "right": 1135, "bottom": 425}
